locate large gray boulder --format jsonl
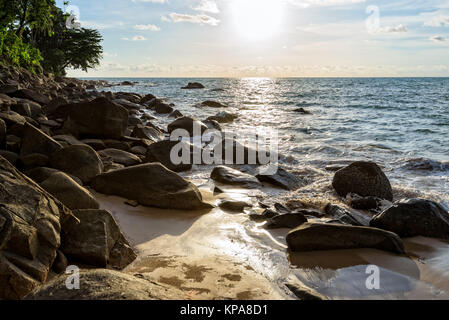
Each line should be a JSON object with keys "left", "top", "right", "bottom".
{"left": 98, "top": 148, "right": 142, "bottom": 167}
{"left": 145, "top": 140, "right": 196, "bottom": 172}
{"left": 61, "top": 209, "right": 136, "bottom": 269}
{"left": 332, "top": 161, "right": 393, "bottom": 201}
{"left": 25, "top": 269, "right": 180, "bottom": 300}
{"left": 286, "top": 223, "right": 405, "bottom": 254}
{"left": 61, "top": 97, "right": 129, "bottom": 139}
{"left": 20, "top": 123, "right": 63, "bottom": 157}
{"left": 0, "top": 156, "right": 75, "bottom": 299}
{"left": 370, "top": 198, "right": 449, "bottom": 239}
{"left": 50, "top": 145, "right": 103, "bottom": 184}
{"left": 167, "top": 117, "right": 207, "bottom": 136}
{"left": 256, "top": 167, "right": 302, "bottom": 191}
{"left": 40, "top": 172, "right": 99, "bottom": 210}
{"left": 211, "top": 166, "right": 261, "bottom": 189}
{"left": 93, "top": 163, "right": 212, "bottom": 210}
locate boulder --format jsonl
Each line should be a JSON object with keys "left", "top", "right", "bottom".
{"left": 325, "top": 204, "right": 364, "bottom": 226}
{"left": 249, "top": 209, "right": 279, "bottom": 221}
{"left": 131, "top": 124, "right": 163, "bottom": 142}
{"left": 266, "top": 213, "right": 307, "bottom": 229}
{"left": 211, "top": 166, "right": 261, "bottom": 189}
{"left": 50, "top": 145, "right": 103, "bottom": 184}
{"left": 98, "top": 148, "right": 142, "bottom": 167}
{"left": 294, "top": 108, "right": 312, "bottom": 115}
{"left": 168, "top": 117, "right": 207, "bottom": 136}
{"left": 0, "top": 118, "right": 6, "bottom": 147}
{"left": 25, "top": 269, "right": 179, "bottom": 300}
{"left": 92, "top": 163, "right": 212, "bottom": 210}
{"left": 40, "top": 172, "right": 99, "bottom": 210}
{"left": 207, "top": 111, "right": 237, "bottom": 123}
{"left": 61, "top": 209, "right": 136, "bottom": 268}
{"left": 332, "top": 161, "right": 393, "bottom": 201}
{"left": 44, "top": 97, "right": 68, "bottom": 115}
{"left": 219, "top": 200, "right": 252, "bottom": 212}
{"left": 20, "top": 123, "right": 63, "bottom": 157}
{"left": 11, "top": 89, "right": 50, "bottom": 105}
{"left": 0, "top": 111, "right": 27, "bottom": 126}
{"left": 18, "top": 153, "right": 49, "bottom": 170}
{"left": 370, "top": 198, "right": 449, "bottom": 239}
{"left": 52, "top": 135, "right": 84, "bottom": 147}
{"left": 286, "top": 223, "right": 405, "bottom": 254}
{"left": 0, "top": 150, "right": 18, "bottom": 165}
{"left": 81, "top": 139, "right": 106, "bottom": 151}
{"left": 0, "top": 156, "right": 75, "bottom": 299}
{"left": 169, "top": 110, "right": 183, "bottom": 118}
{"left": 181, "top": 82, "right": 205, "bottom": 89}
{"left": 139, "top": 94, "right": 156, "bottom": 105}
{"left": 154, "top": 102, "right": 173, "bottom": 114}
{"left": 145, "top": 140, "right": 196, "bottom": 172}
{"left": 256, "top": 167, "right": 302, "bottom": 191}
{"left": 61, "top": 97, "right": 129, "bottom": 139}
{"left": 350, "top": 196, "right": 382, "bottom": 210}
{"left": 201, "top": 101, "right": 228, "bottom": 108}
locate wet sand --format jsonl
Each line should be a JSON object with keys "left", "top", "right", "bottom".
{"left": 93, "top": 186, "right": 449, "bottom": 300}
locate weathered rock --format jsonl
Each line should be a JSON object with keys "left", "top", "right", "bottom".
{"left": 20, "top": 123, "right": 63, "bottom": 157}
{"left": 201, "top": 100, "right": 228, "bottom": 108}
{"left": 50, "top": 145, "right": 103, "bottom": 184}
{"left": 266, "top": 213, "right": 307, "bottom": 229}
{"left": 40, "top": 172, "right": 99, "bottom": 210}
{"left": 81, "top": 139, "right": 106, "bottom": 151}
{"left": 351, "top": 196, "right": 382, "bottom": 210}
{"left": 129, "top": 146, "right": 147, "bottom": 155}
{"left": 286, "top": 223, "right": 405, "bottom": 254}
{"left": 113, "top": 99, "right": 141, "bottom": 111}
{"left": 51, "top": 250, "right": 68, "bottom": 274}
{"left": 154, "top": 102, "right": 173, "bottom": 114}
{"left": 25, "top": 167, "right": 61, "bottom": 184}
{"left": 294, "top": 108, "right": 312, "bottom": 115}
{"left": 18, "top": 153, "right": 49, "bottom": 170}
{"left": 93, "top": 163, "right": 212, "bottom": 210}
{"left": 169, "top": 110, "right": 183, "bottom": 118}
{"left": 139, "top": 94, "right": 156, "bottom": 105}
{"left": 131, "top": 124, "right": 163, "bottom": 142}
{"left": 44, "top": 97, "right": 68, "bottom": 115}
{"left": 0, "top": 150, "right": 18, "bottom": 165}
{"left": 0, "top": 156, "right": 74, "bottom": 299}
{"left": 0, "top": 111, "right": 27, "bottom": 126}
{"left": 181, "top": 82, "right": 205, "bottom": 89}
{"left": 167, "top": 117, "right": 207, "bottom": 136}
{"left": 52, "top": 134, "right": 84, "bottom": 147}
{"left": 249, "top": 209, "right": 279, "bottom": 221}
{"left": 219, "top": 200, "right": 252, "bottom": 212}
{"left": 61, "top": 209, "right": 136, "bottom": 268}
{"left": 325, "top": 204, "right": 364, "bottom": 226}
{"left": 98, "top": 148, "right": 142, "bottom": 167}
{"left": 332, "top": 162, "right": 393, "bottom": 201}
{"left": 256, "top": 167, "right": 302, "bottom": 191}
{"left": 25, "top": 269, "right": 180, "bottom": 300}
{"left": 211, "top": 166, "right": 261, "bottom": 188}
{"left": 207, "top": 111, "right": 237, "bottom": 123}
{"left": 0, "top": 118, "right": 6, "bottom": 147}
{"left": 61, "top": 97, "right": 129, "bottom": 139}
{"left": 204, "top": 119, "right": 222, "bottom": 131}
{"left": 370, "top": 198, "right": 449, "bottom": 239}
{"left": 145, "top": 140, "right": 196, "bottom": 172}
{"left": 11, "top": 89, "right": 50, "bottom": 105}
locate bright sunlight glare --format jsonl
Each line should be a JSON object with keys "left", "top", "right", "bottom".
{"left": 231, "top": 0, "right": 284, "bottom": 40}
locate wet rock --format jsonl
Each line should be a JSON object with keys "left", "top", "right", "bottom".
{"left": 207, "top": 111, "right": 237, "bottom": 123}
{"left": 266, "top": 213, "right": 308, "bottom": 229}
{"left": 167, "top": 117, "right": 208, "bottom": 136}
{"left": 40, "top": 172, "right": 99, "bottom": 210}
{"left": 129, "top": 146, "right": 147, "bottom": 155}
{"left": 93, "top": 163, "right": 212, "bottom": 210}
{"left": 181, "top": 82, "right": 205, "bottom": 89}
{"left": 294, "top": 108, "right": 312, "bottom": 115}
{"left": 0, "top": 156, "right": 75, "bottom": 299}
{"left": 215, "top": 138, "right": 266, "bottom": 165}
{"left": 131, "top": 124, "right": 164, "bottom": 142}
{"left": 51, "top": 250, "right": 68, "bottom": 274}
{"left": 61, "top": 209, "right": 136, "bottom": 268}
{"left": 325, "top": 204, "right": 364, "bottom": 226}
{"left": 20, "top": 123, "right": 63, "bottom": 157}
{"left": 201, "top": 100, "right": 228, "bottom": 108}
{"left": 139, "top": 94, "right": 156, "bottom": 105}
{"left": 274, "top": 203, "right": 291, "bottom": 214}
{"left": 113, "top": 99, "right": 141, "bottom": 111}
{"left": 169, "top": 110, "right": 183, "bottom": 118}
{"left": 211, "top": 166, "right": 261, "bottom": 189}
{"left": 98, "top": 148, "right": 142, "bottom": 167}
{"left": 370, "top": 198, "right": 449, "bottom": 239}
{"left": 154, "top": 102, "right": 173, "bottom": 114}
{"left": 249, "top": 209, "right": 279, "bottom": 221}
{"left": 332, "top": 161, "right": 393, "bottom": 201}
{"left": 219, "top": 200, "right": 252, "bottom": 212}
{"left": 350, "top": 196, "right": 382, "bottom": 210}
{"left": 286, "top": 222, "right": 405, "bottom": 254}
{"left": 256, "top": 167, "right": 302, "bottom": 191}
{"left": 204, "top": 119, "right": 222, "bottom": 131}
{"left": 61, "top": 97, "right": 129, "bottom": 139}
{"left": 285, "top": 283, "right": 326, "bottom": 300}
{"left": 50, "top": 145, "right": 103, "bottom": 184}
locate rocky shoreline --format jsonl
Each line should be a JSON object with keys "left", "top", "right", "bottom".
{"left": 0, "top": 65, "right": 448, "bottom": 300}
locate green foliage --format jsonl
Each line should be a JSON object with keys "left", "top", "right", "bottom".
{"left": 0, "top": 27, "right": 43, "bottom": 72}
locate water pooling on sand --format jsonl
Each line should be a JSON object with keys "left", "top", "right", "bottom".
{"left": 89, "top": 77, "right": 449, "bottom": 299}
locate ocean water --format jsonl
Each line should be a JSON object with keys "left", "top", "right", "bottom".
{"left": 88, "top": 77, "right": 449, "bottom": 209}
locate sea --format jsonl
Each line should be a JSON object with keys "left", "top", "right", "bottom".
{"left": 86, "top": 77, "right": 449, "bottom": 209}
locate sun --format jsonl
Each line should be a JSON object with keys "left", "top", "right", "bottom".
{"left": 231, "top": 0, "right": 284, "bottom": 40}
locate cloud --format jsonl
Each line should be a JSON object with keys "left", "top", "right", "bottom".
{"left": 131, "top": 0, "right": 166, "bottom": 3}
{"left": 378, "top": 24, "right": 408, "bottom": 33}
{"left": 424, "top": 14, "right": 449, "bottom": 27}
{"left": 135, "top": 24, "right": 161, "bottom": 31}
{"left": 194, "top": 0, "right": 220, "bottom": 13}
{"left": 162, "top": 13, "right": 220, "bottom": 26}
{"left": 122, "top": 35, "right": 147, "bottom": 41}
{"left": 287, "top": 0, "right": 366, "bottom": 8}
{"left": 430, "top": 35, "right": 448, "bottom": 42}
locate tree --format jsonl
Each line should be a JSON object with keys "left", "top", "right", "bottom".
{"left": 34, "top": 8, "right": 103, "bottom": 75}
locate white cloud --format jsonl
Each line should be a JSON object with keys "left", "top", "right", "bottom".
{"left": 122, "top": 35, "right": 147, "bottom": 41}
{"left": 194, "top": 0, "right": 220, "bottom": 13}
{"left": 131, "top": 0, "right": 167, "bottom": 3}
{"left": 424, "top": 14, "right": 449, "bottom": 27}
{"left": 287, "top": 0, "right": 366, "bottom": 8}
{"left": 378, "top": 24, "right": 408, "bottom": 33}
{"left": 430, "top": 35, "right": 448, "bottom": 42}
{"left": 162, "top": 13, "right": 220, "bottom": 26}
{"left": 135, "top": 24, "right": 161, "bottom": 31}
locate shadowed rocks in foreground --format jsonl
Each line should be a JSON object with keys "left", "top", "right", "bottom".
{"left": 92, "top": 163, "right": 213, "bottom": 210}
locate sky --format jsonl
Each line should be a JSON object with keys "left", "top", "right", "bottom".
{"left": 58, "top": 0, "right": 449, "bottom": 77}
